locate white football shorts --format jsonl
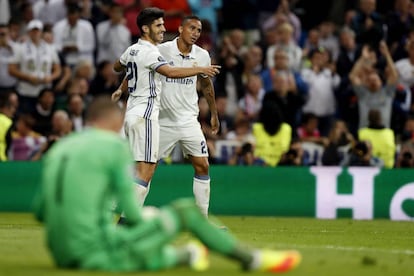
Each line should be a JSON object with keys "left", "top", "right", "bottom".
{"left": 124, "top": 115, "right": 159, "bottom": 163}
{"left": 159, "top": 121, "right": 208, "bottom": 159}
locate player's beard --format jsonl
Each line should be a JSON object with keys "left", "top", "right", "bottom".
{"left": 150, "top": 31, "right": 164, "bottom": 44}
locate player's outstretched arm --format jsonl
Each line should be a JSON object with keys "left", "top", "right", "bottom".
{"left": 156, "top": 64, "right": 221, "bottom": 78}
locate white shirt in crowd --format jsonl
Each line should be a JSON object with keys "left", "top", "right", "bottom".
{"left": 9, "top": 39, "right": 60, "bottom": 97}
{"left": 395, "top": 58, "right": 414, "bottom": 89}
{"left": 301, "top": 67, "right": 340, "bottom": 116}
{"left": 119, "top": 39, "right": 168, "bottom": 120}
{"left": 0, "top": 41, "right": 17, "bottom": 88}
{"left": 158, "top": 38, "right": 211, "bottom": 126}
{"left": 96, "top": 20, "right": 131, "bottom": 64}
{"left": 33, "top": 0, "right": 67, "bottom": 25}
{"left": 53, "top": 18, "right": 95, "bottom": 66}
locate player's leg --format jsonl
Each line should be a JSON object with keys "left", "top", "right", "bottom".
{"left": 180, "top": 123, "right": 210, "bottom": 216}
{"left": 115, "top": 207, "right": 205, "bottom": 271}
{"left": 158, "top": 125, "right": 180, "bottom": 164}
{"left": 168, "top": 198, "right": 301, "bottom": 272}
{"left": 124, "top": 115, "right": 159, "bottom": 206}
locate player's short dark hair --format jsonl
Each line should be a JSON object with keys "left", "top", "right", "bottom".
{"left": 181, "top": 15, "right": 201, "bottom": 26}
{"left": 136, "top": 7, "right": 164, "bottom": 34}
{"left": 86, "top": 96, "right": 121, "bottom": 122}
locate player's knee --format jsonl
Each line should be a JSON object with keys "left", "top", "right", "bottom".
{"left": 194, "top": 159, "right": 209, "bottom": 175}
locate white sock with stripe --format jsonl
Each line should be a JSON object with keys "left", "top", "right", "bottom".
{"left": 193, "top": 175, "right": 210, "bottom": 217}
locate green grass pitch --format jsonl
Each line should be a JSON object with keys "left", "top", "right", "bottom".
{"left": 1, "top": 213, "right": 414, "bottom": 276}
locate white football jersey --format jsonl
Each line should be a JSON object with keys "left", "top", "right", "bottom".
{"left": 119, "top": 39, "right": 168, "bottom": 120}
{"left": 158, "top": 38, "right": 211, "bottom": 126}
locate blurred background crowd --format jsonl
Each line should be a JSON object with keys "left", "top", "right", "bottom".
{"left": 1, "top": 0, "right": 414, "bottom": 169}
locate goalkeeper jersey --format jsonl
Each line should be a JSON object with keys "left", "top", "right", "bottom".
{"left": 34, "top": 128, "right": 141, "bottom": 266}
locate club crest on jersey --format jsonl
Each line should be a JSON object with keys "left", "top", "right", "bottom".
{"left": 169, "top": 61, "right": 174, "bottom": 66}
{"left": 129, "top": 49, "right": 138, "bottom": 56}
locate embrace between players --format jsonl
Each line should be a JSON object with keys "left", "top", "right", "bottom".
{"left": 34, "top": 7, "right": 301, "bottom": 273}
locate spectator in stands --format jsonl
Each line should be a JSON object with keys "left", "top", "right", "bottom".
{"left": 33, "top": 0, "right": 67, "bottom": 25}
{"left": 261, "top": 48, "right": 309, "bottom": 95}
{"left": 53, "top": 4, "right": 95, "bottom": 68}
{"left": 215, "top": 32, "right": 245, "bottom": 118}
{"left": 349, "top": 41, "right": 398, "bottom": 129}
{"left": 10, "top": 113, "right": 46, "bottom": 160}
{"left": 242, "top": 45, "right": 264, "bottom": 79}
{"left": 66, "top": 94, "right": 85, "bottom": 132}
{"left": 114, "top": 0, "right": 148, "bottom": 41}
{"left": 7, "top": 17, "right": 23, "bottom": 43}
{"left": 301, "top": 47, "right": 340, "bottom": 136}
{"left": 89, "top": 60, "right": 120, "bottom": 96}
{"left": 319, "top": 21, "right": 340, "bottom": 61}
{"left": 335, "top": 27, "right": 361, "bottom": 134}
{"left": 351, "top": 0, "right": 385, "bottom": 48}
{"left": 96, "top": 2, "right": 131, "bottom": 64}
{"left": 31, "top": 109, "right": 73, "bottom": 160}
{"left": 42, "top": 23, "right": 72, "bottom": 95}
{"left": 261, "top": 0, "right": 302, "bottom": 43}
{"left": 0, "top": 23, "right": 17, "bottom": 93}
{"left": 401, "top": 115, "right": 414, "bottom": 142}
{"left": 322, "top": 120, "right": 355, "bottom": 166}
{"left": 253, "top": 99, "right": 291, "bottom": 167}
{"left": 66, "top": 77, "right": 91, "bottom": 105}
{"left": 0, "top": 91, "right": 18, "bottom": 161}
{"left": 31, "top": 88, "right": 55, "bottom": 137}
{"left": 341, "top": 140, "right": 384, "bottom": 167}
{"left": 237, "top": 74, "right": 265, "bottom": 122}
{"left": 266, "top": 22, "right": 302, "bottom": 72}
{"left": 391, "top": 84, "right": 411, "bottom": 136}
{"left": 395, "top": 38, "right": 414, "bottom": 92}
{"left": 358, "top": 109, "right": 396, "bottom": 168}
{"left": 150, "top": 0, "right": 191, "bottom": 41}
{"left": 386, "top": 0, "right": 414, "bottom": 57}
{"left": 8, "top": 19, "right": 61, "bottom": 113}
{"left": 225, "top": 116, "right": 255, "bottom": 145}
{"left": 187, "top": 0, "right": 222, "bottom": 42}
{"left": 297, "top": 113, "right": 328, "bottom": 146}
{"left": 302, "top": 28, "right": 321, "bottom": 59}
{"left": 265, "top": 72, "right": 307, "bottom": 132}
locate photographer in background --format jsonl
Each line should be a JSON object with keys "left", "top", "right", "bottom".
{"left": 279, "top": 139, "right": 307, "bottom": 166}
{"left": 340, "top": 140, "right": 384, "bottom": 167}
{"left": 322, "top": 120, "right": 355, "bottom": 166}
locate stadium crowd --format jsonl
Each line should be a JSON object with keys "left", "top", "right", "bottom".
{"left": 1, "top": 0, "right": 414, "bottom": 168}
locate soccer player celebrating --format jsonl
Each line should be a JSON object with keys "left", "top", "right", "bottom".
{"left": 34, "top": 96, "right": 301, "bottom": 273}
{"left": 156, "top": 15, "right": 219, "bottom": 217}
{"left": 112, "top": 7, "right": 220, "bottom": 207}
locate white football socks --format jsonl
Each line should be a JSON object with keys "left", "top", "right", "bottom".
{"left": 134, "top": 181, "right": 150, "bottom": 207}
{"left": 193, "top": 176, "right": 210, "bottom": 217}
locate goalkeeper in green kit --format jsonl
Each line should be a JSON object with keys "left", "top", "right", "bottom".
{"left": 33, "top": 96, "right": 301, "bottom": 273}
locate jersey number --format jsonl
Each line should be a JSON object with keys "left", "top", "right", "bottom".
{"left": 55, "top": 156, "right": 68, "bottom": 203}
{"left": 126, "top": 61, "right": 138, "bottom": 93}
{"left": 201, "top": 141, "right": 207, "bottom": 154}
